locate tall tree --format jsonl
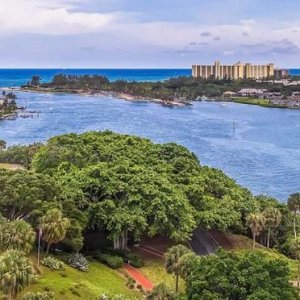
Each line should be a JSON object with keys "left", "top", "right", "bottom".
{"left": 263, "top": 207, "right": 282, "bottom": 248}
{"left": 39, "top": 208, "right": 70, "bottom": 255}
{"left": 0, "top": 220, "right": 35, "bottom": 254}
{"left": 165, "top": 245, "right": 192, "bottom": 293}
{"left": 246, "top": 213, "right": 266, "bottom": 249}
{"left": 288, "top": 193, "right": 300, "bottom": 238}
{"left": 0, "top": 250, "right": 35, "bottom": 300}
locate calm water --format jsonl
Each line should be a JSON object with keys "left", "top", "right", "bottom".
{"left": 1, "top": 90, "right": 300, "bottom": 201}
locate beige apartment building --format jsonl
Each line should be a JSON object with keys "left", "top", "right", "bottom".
{"left": 192, "top": 61, "right": 274, "bottom": 80}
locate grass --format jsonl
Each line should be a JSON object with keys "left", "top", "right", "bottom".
{"left": 17, "top": 254, "right": 141, "bottom": 300}
{"left": 233, "top": 97, "right": 287, "bottom": 108}
{"left": 139, "top": 258, "right": 185, "bottom": 293}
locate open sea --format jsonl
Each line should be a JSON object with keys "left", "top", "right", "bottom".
{"left": 1, "top": 68, "right": 300, "bottom": 201}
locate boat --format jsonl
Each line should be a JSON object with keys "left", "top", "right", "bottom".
{"left": 220, "top": 103, "right": 228, "bottom": 107}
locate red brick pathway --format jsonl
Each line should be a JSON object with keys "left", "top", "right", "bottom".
{"left": 123, "top": 263, "right": 154, "bottom": 290}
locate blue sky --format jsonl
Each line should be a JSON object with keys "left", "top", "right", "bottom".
{"left": 0, "top": 0, "right": 299, "bottom": 68}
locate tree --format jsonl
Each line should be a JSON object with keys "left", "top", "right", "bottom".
{"left": 146, "top": 283, "right": 176, "bottom": 300}
{"left": 246, "top": 213, "right": 266, "bottom": 249}
{"left": 185, "top": 249, "right": 300, "bottom": 300}
{"left": 165, "top": 245, "right": 192, "bottom": 293}
{"left": 0, "top": 169, "right": 59, "bottom": 221}
{"left": 39, "top": 208, "right": 70, "bottom": 255}
{"left": 0, "top": 219, "right": 35, "bottom": 254}
{"left": 0, "top": 250, "right": 35, "bottom": 300}
{"left": 288, "top": 193, "right": 300, "bottom": 238}
{"left": 30, "top": 76, "right": 41, "bottom": 87}
{"left": 263, "top": 207, "right": 282, "bottom": 248}
{"left": 0, "top": 140, "right": 6, "bottom": 152}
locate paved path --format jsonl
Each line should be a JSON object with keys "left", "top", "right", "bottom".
{"left": 123, "top": 263, "right": 154, "bottom": 290}
{"left": 190, "top": 228, "right": 219, "bottom": 255}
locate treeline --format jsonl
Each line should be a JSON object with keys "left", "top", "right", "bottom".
{"left": 24, "top": 74, "right": 300, "bottom": 100}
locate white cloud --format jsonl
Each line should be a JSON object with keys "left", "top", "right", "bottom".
{"left": 0, "top": 0, "right": 116, "bottom": 35}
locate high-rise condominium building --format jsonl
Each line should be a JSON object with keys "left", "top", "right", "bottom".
{"left": 192, "top": 61, "right": 275, "bottom": 80}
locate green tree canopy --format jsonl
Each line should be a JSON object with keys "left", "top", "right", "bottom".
{"left": 185, "top": 249, "right": 299, "bottom": 300}
{"left": 31, "top": 131, "right": 257, "bottom": 246}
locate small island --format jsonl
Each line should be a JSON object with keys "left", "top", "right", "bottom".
{"left": 0, "top": 91, "right": 18, "bottom": 120}
{"left": 22, "top": 72, "right": 300, "bottom": 109}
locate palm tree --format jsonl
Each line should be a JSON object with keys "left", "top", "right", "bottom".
{"left": 288, "top": 193, "right": 300, "bottom": 238}
{"left": 0, "top": 250, "right": 35, "bottom": 300}
{"left": 146, "top": 283, "right": 175, "bottom": 300}
{"left": 263, "top": 207, "right": 282, "bottom": 248}
{"left": 0, "top": 220, "right": 35, "bottom": 254}
{"left": 291, "top": 236, "right": 300, "bottom": 290}
{"left": 165, "top": 245, "right": 191, "bottom": 293}
{"left": 39, "top": 208, "right": 70, "bottom": 255}
{"left": 246, "top": 213, "right": 266, "bottom": 250}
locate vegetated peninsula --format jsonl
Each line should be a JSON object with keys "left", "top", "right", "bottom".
{"left": 22, "top": 71, "right": 300, "bottom": 109}
{"left": 0, "top": 91, "right": 17, "bottom": 120}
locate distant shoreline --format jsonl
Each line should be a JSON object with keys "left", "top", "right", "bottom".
{"left": 19, "top": 86, "right": 300, "bottom": 110}
{"left": 20, "top": 87, "right": 191, "bottom": 107}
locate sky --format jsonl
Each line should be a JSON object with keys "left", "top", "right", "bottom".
{"left": 0, "top": 0, "right": 300, "bottom": 68}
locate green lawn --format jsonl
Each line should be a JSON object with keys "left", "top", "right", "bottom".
{"left": 233, "top": 97, "right": 287, "bottom": 108}
{"left": 18, "top": 256, "right": 141, "bottom": 300}
{"left": 139, "top": 258, "right": 185, "bottom": 293}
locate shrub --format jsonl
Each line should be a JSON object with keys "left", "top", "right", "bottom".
{"left": 68, "top": 253, "right": 88, "bottom": 272}
{"left": 102, "top": 249, "right": 144, "bottom": 268}
{"left": 23, "top": 291, "right": 54, "bottom": 300}
{"left": 126, "top": 277, "right": 136, "bottom": 290}
{"left": 94, "top": 252, "right": 123, "bottom": 269}
{"left": 41, "top": 256, "right": 64, "bottom": 271}
{"left": 126, "top": 253, "right": 144, "bottom": 268}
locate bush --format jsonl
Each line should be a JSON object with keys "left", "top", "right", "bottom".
{"left": 68, "top": 253, "right": 88, "bottom": 272}
{"left": 94, "top": 252, "right": 123, "bottom": 269}
{"left": 22, "top": 291, "right": 54, "bottom": 300}
{"left": 41, "top": 256, "right": 64, "bottom": 271}
{"left": 126, "top": 252, "right": 144, "bottom": 268}
{"left": 103, "top": 249, "right": 144, "bottom": 268}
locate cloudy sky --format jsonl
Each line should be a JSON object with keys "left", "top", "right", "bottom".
{"left": 0, "top": 0, "right": 299, "bottom": 68}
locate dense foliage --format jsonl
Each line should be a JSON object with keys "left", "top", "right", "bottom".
{"left": 185, "top": 249, "right": 299, "bottom": 300}
{"left": 31, "top": 131, "right": 256, "bottom": 247}
{"left": 0, "top": 143, "right": 41, "bottom": 169}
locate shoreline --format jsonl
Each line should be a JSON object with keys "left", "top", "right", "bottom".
{"left": 20, "top": 87, "right": 191, "bottom": 107}
{"left": 10, "top": 86, "right": 300, "bottom": 110}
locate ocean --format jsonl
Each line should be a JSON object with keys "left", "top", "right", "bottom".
{"left": 0, "top": 68, "right": 299, "bottom": 87}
